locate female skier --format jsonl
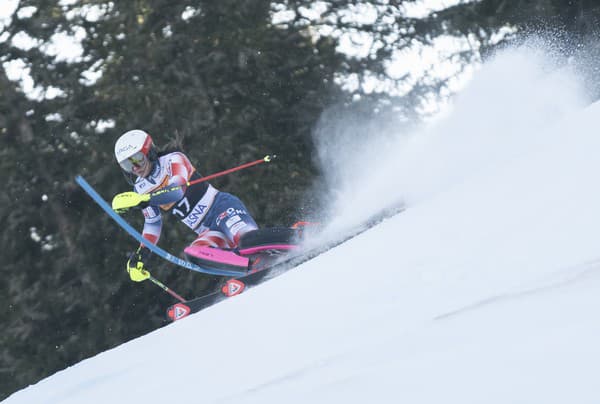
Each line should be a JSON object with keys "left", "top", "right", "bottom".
{"left": 114, "top": 129, "right": 259, "bottom": 281}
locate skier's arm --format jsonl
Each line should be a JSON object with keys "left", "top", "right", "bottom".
{"left": 126, "top": 206, "right": 161, "bottom": 282}
{"left": 168, "top": 153, "right": 192, "bottom": 188}
{"left": 116, "top": 153, "right": 193, "bottom": 211}
{"left": 154, "top": 153, "right": 192, "bottom": 201}
{"left": 141, "top": 154, "right": 192, "bottom": 207}
{"left": 141, "top": 205, "right": 162, "bottom": 246}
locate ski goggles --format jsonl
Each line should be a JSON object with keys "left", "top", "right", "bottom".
{"left": 118, "top": 151, "right": 147, "bottom": 173}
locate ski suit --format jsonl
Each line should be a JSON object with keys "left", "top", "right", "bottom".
{"left": 133, "top": 151, "right": 258, "bottom": 249}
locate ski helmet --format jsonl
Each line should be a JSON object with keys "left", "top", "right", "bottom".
{"left": 114, "top": 129, "right": 157, "bottom": 176}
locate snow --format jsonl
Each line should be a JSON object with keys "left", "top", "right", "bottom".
{"left": 5, "top": 47, "right": 600, "bottom": 403}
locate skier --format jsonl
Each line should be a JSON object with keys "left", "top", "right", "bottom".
{"left": 114, "top": 129, "right": 259, "bottom": 282}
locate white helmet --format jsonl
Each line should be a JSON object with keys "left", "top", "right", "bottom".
{"left": 114, "top": 129, "right": 157, "bottom": 173}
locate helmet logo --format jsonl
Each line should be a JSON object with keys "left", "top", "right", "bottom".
{"left": 117, "top": 145, "right": 136, "bottom": 154}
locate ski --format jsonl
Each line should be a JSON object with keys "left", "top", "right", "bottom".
{"left": 167, "top": 204, "right": 404, "bottom": 321}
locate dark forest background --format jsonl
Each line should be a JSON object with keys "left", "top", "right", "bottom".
{"left": 1, "top": 0, "right": 599, "bottom": 399}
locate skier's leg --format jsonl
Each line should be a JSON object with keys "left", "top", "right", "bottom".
{"left": 185, "top": 227, "right": 249, "bottom": 271}
{"left": 183, "top": 192, "right": 257, "bottom": 271}
{"left": 189, "top": 229, "right": 233, "bottom": 249}
{"left": 206, "top": 192, "right": 258, "bottom": 247}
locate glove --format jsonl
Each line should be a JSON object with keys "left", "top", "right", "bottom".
{"left": 127, "top": 261, "right": 150, "bottom": 282}
{"left": 126, "top": 246, "right": 152, "bottom": 282}
{"left": 112, "top": 192, "right": 151, "bottom": 214}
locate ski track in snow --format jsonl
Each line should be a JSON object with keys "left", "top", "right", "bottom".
{"left": 435, "top": 258, "right": 600, "bottom": 320}
{"left": 217, "top": 355, "right": 344, "bottom": 403}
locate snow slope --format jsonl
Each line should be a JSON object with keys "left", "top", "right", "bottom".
{"left": 5, "top": 48, "right": 600, "bottom": 403}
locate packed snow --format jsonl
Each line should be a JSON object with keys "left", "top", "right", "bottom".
{"left": 5, "top": 47, "right": 600, "bottom": 403}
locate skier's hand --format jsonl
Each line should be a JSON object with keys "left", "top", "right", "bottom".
{"left": 127, "top": 261, "right": 150, "bottom": 282}
{"left": 112, "top": 192, "right": 151, "bottom": 214}
{"left": 126, "top": 246, "right": 152, "bottom": 282}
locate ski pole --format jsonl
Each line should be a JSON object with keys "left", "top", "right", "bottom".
{"left": 187, "top": 155, "right": 276, "bottom": 186}
{"left": 148, "top": 274, "right": 187, "bottom": 303}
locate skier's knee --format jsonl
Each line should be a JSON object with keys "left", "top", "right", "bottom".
{"left": 190, "top": 230, "right": 232, "bottom": 249}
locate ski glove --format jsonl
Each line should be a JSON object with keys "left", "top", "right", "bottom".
{"left": 126, "top": 246, "right": 152, "bottom": 282}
